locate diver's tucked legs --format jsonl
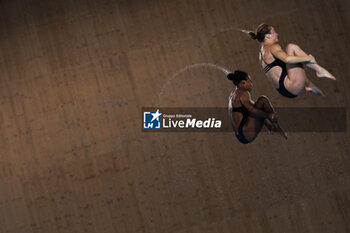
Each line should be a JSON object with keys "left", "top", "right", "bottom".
{"left": 286, "top": 43, "right": 335, "bottom": 80}
{"left": 286, "top": 44, "right": 328, "bottom": 97}
{"left": 256, "top": 96, "right": 287, "bottom": 139}
{"left": 285, "top": 44, "right": 324, "bottom": 96}
{"left": 254, "top": 95, "right": 275, "bottom": 113}
{"left": 280, "top": 44, "right": 308, "bottom": 94}
{"left": 249, "top": 96, "right": 287, "bottom": 140}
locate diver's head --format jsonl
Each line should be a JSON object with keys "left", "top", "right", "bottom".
{"left": 249, "top": 24, "right": 278, "bottom": 43}
{"left": 227, "top": 70, "right": 253, "bottom": 91}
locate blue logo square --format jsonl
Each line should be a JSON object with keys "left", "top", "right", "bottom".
{"left": 143, "top": 109, "right": 162, "bottom": 129}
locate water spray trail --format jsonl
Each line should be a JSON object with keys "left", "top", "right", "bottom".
{"left": 158, "top": 63, "right": 231, "bottom": 103}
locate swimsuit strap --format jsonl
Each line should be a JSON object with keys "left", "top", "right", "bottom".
{"left": 232, "top": 105, "right": 245, "bottom": 112}
{"left": 231, "top": 99, "right": 248, "bottom": 114}
{"left": 259, "top": 49, "right": 268, "bottom": 65}
{"left": 260, "top": 48, "right": 287, "bottom": 74}
{"left": 259, "top": 48, "right": 272, "bottom": 73}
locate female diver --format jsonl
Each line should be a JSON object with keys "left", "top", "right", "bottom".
{"left": 243, "top": 24, "right": 335, "bottom": 98}
{"left": 228, "top": 70, "right": 287, "bottom": 144}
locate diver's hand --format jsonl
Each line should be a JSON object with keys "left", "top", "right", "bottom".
{"left": 269, "top": 113, "right": 278, "bottom": 123}
{"left": 308, "top": 54, "right": 316, "bottom": 64}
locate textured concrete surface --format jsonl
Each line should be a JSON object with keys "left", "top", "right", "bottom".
{"left": 0, "top": 0, "right": 349, "bottom": 232}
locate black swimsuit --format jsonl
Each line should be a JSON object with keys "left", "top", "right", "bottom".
{"left": 232, "top": 103, "right": 252, "bottom": 144}
{"left": 260, "top": 51, "right": 298, "bottom": 98}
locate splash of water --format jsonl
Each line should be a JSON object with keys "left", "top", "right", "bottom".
{"left": 157, "top": 63, "right": 231, "bottom": 102}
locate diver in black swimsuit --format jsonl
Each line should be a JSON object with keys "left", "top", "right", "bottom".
{"left": 231, "top": 100, "right": 250, "bottom": 143}
{"left": 242, "top": 24, "right": 336, "bottom": 98}
{"left": 228, "top": 70, "right": 287, "bottom": 144}
{"left": 260, "top": 52, "right": 299, "bottom": 98}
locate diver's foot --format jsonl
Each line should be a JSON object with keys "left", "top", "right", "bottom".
{"left": 305, "top": 83, "right": 326, "bottom": 97}
{"left": 316, "top": 68, "right": 336, "bottom": 80}
{"left": 269, "top": 124, "right": 288, "bottom": 140}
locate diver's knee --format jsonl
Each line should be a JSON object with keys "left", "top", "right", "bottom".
{"left": 286, "top": 43, "right": 299, "bottom": 54}
{"left": 286, "top": 43, "right": 299, "bottom": 55}
{"left": 257, "top": 95, "right": 269, "bottom": 102}
{"left": 286, "top": 43, "right": 298, "bottom": 49}
{"left": 255, "top": 95, "right": 269, "bottom": 108}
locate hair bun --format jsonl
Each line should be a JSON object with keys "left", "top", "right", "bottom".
{"left": 248, "top": 32, "right": 257, "bottom": 40}
{"left": 228, "top": 70, "right": 248, "bottom": 85}
{"left": 227, "top": 73, "right": 235, "bottom": 81}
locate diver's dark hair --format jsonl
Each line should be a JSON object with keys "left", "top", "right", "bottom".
{"left": 247, "top": 23, "right": 271, "bottom": 43}
{"left": 227, "top": 70, "right": 248, "bottom": 85}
